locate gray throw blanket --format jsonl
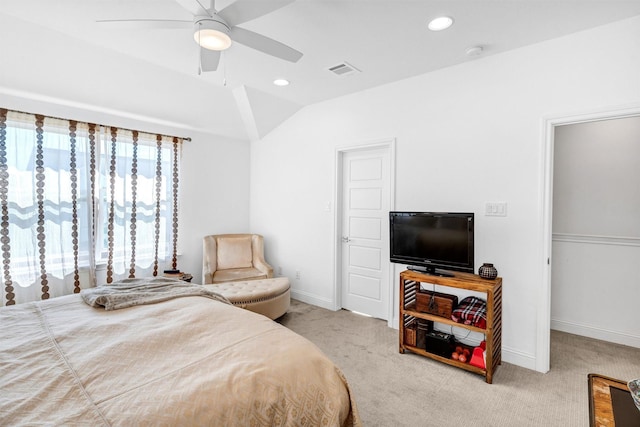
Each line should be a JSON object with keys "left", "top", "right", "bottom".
{"left": 81, "top": 277, "right": 230, "bottom": 310}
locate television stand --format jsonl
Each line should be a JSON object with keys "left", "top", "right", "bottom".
{"left": 399, "top": 269, "right": 502, "bottom": 383}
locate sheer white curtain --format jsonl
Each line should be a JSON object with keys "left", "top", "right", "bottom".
{"left": 97, "top": 129, "right": 176, "bottom": 283}
{"left": 0, "top": 109, "right": 181, "bottom": 306}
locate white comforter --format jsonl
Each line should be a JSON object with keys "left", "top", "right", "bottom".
{"left": 0, "top": 292, "right": 360, "bottom": 426}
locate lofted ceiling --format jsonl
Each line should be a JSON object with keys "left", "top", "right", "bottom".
{"left": 2, "top": 0, "right": 640, "bottom": 140}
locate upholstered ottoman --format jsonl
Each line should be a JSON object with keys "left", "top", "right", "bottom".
{"left": 204, "top": 277, "right": 290, "bottom": 320}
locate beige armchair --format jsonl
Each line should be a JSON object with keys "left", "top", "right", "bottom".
{"left": 202, "top": 234, "right": 274, "bottom": 284}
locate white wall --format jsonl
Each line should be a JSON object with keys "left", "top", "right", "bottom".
{"left": 250, "top": 16, "right": 640, "bottom": 371}
{"left": 552, "top": 117, "right": 640, "bottom": 347}
{"left": 553, "top": 118, "right": 640, "bottom": 237}
{"left": 179, "top": 132, "right": 250, "bottom": 282}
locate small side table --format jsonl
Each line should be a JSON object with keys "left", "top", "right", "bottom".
{"left": 588, "top": 373, "right": 640, "bottom": 426}
{"left": 163, "top": 270, "right": 193, "bottom": 282}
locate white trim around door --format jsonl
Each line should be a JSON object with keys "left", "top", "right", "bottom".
{"left": 539, "top": 103, "right": 640, "bottom": 373}
{"left": 334, "top": 138, "right": 396, "bottom": 327}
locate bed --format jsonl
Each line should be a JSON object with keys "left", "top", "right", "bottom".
{"left": 0, "top": 280, "right": 361, "bottom": 426}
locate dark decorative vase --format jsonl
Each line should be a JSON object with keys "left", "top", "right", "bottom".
{"left": 478, "top": 263, "right": 498, "bottom": 280}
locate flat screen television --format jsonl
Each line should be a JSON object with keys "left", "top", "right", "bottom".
{"left": 389, "top": 211, "right": 474, "bottom": 276}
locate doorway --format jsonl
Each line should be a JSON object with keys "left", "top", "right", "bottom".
{"left": 540, "top": 105, "right": 640, "bottom": 373}
{"left": 334, "top": 139, "right": 395, "bottom": 325}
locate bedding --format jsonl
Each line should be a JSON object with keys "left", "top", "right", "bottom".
{"left": 0, "top": 285, "right": 361, "bottom": 426}
{"left": 80, "top": 277, "right": 230, "bottom": 310}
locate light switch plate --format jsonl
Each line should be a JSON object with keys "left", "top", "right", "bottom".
{"left": 485, "top": 202, "right": 507, "bottom": 217}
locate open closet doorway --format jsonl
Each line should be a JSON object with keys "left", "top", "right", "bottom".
{"left": 540, "top": 107, "right": 640, "bottom": 373}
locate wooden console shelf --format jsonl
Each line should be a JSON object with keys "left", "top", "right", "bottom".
{"left": 399, "top": 269, "right": 502, "bottom": 383}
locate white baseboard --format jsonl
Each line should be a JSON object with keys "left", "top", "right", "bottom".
{"left": 551, "top": 318, "right": 640, "bottom": 348}
{"left": 290, "top": 289, "right": 336, "bottom": 311}
{"left": 390, "top": 315, "right": 399, "bottom": 330}
{"left": 291, "top": 292, "right": 542, "bottom": 372}
{"left": 381, "top": 314, "right": 540, "bottom": 371}
{"left": 502, "top": 346, "right": 537, "bottom": 371}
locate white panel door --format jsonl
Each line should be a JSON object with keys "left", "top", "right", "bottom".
{"left": 341, "top": 147, "right": 390, "bottom": 319}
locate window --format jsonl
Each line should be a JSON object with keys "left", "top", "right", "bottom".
{"left": 0, "top": 109, "right": 182, "bottom": 306}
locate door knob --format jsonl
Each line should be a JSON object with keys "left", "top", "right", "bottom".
{"left": 342, "top": 236, "right": 351, "bottom": 243}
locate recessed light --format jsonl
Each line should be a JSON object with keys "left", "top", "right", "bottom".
{"left": 273, "top": 78, "right": 290, "bottom": 86}
{"left": 428, "top": 16, "right": 454, "bottom": 31}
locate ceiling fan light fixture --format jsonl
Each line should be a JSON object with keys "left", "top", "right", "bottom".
{"left": 428, "top": 16, "right": 454, "bottom": 31}
{"left": 273, "top": 78, "right": 290, "bottom": 86}
{"left": 194, "top": 18, "right": 232, "bottom": 51}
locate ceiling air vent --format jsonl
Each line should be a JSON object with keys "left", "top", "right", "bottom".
{"left": 327, "top": 61, "right": 360, "bottom": 77}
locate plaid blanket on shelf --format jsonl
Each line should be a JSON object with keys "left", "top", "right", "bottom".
{"left": 451, "top": 296, "right": 487, "bottom": 329}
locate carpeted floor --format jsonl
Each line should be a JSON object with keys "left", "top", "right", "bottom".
{"left": 278, "top": 299, "right": 640, "bottom": 426}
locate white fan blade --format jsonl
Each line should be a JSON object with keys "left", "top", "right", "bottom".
{"left": 230, "top": 26, "right": 302, "bottom": 62}
{"left": 200, "top": 48, "right": 221, "bottom": 72}
{"left": 96, "top": 19, "right": 192, "bottom": 30}
{"left": 218, "top": 0, "right": 295, "bottom": 26}
{"left": 175, "top": 0, "right": 211, "bottom": 17}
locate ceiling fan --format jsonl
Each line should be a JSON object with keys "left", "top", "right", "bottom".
{"left": 97, "top": 0, "right": 303, "bottom": 72}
